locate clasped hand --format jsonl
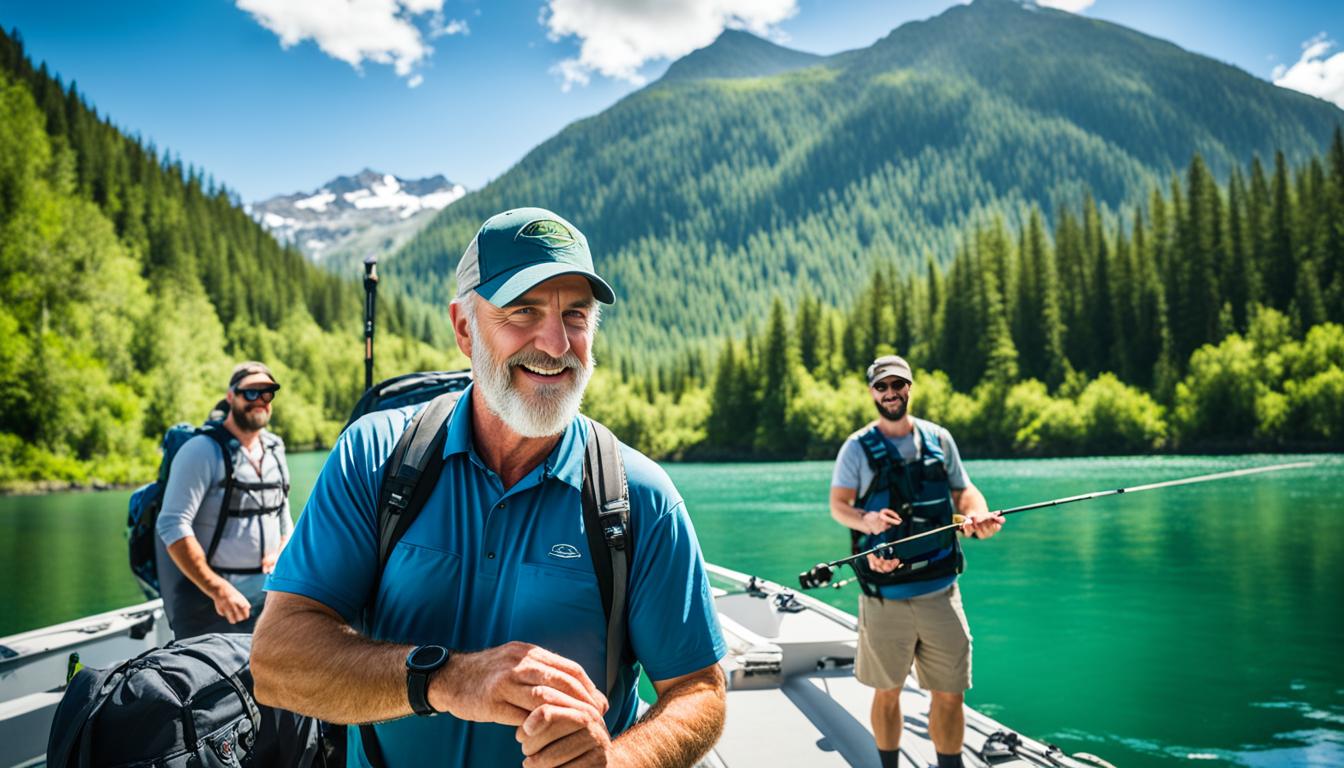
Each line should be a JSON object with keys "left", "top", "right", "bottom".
{"left": 430, "top": 641, "right": 616, "bottom": 767}
{"left": 863, "top": 508, "right": 904, "bottom": 573}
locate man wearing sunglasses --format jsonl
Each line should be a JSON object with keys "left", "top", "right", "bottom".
{"left": 828, "top": 354, "right": 1003, "bottom": 768}
{"left": 155, "top": 361, "right": 292, "bottom": 638}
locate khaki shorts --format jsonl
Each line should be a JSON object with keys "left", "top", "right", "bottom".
{"left": 855, "top": 582, "right": 972, "bottom": 692}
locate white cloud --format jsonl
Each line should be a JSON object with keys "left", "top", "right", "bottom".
{"left": 407, "top": 73, "right": 425, "bottom": 88}
{"left": 236, "top": 0, "right": 447, "bottom": 80}
{"left": 550, "top": 59, "right": 591, "bottom": 93}
{"left": 1274, "top": 32, "right": 1344, "bottom": 109}
{"left": 541, "top": 0, "right": 799, "bottom": 89}
{"left": 435, "top": 19, "right": 470, "bottom": 37}
{"left": 1034, "top": 0, "right": 1095, "bottom": 12}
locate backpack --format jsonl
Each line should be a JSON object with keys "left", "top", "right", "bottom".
{"left": 45, "top": 633, "right": 321, "bottom": 768}
{"left": 342, "top": 370, "right": 631, "bottom": 768}
{"left": 127, "top": 421, "right": 235, "bottom": 598}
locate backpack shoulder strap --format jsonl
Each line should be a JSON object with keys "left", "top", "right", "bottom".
{"left": 581, "top": 417, "right": 630, "bottom": 697}
{"left": 201, "top": 426, "right": 238, "bottom": 565}
{"left": 371, "top": 393, "right": 462, "bottom": 598}
{"left": 354, "top": 392, "right": 461, "bottom": 768}
{"left": 265, "top": 433, "right": 291, "bottom": 493}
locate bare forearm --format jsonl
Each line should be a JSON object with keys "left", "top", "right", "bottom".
{"left": 955, "top": 485, "right": 988, "bottom": 517}
{"left": 165, "top": 536, "right": 225, "bottom": 596}
{"left": 828, "top": 490, "right": 869, "bottom": 533}
{"left": 251, "top": 595, "right": 411, "bottom": 724}
{"left": 613, "top": 666, "right": 726, "bottom": 768}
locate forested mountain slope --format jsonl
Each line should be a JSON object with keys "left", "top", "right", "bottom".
{"left": 0, "top": 30, "right": 459, "bottom": 490}
{"left": 393, "top": 0, "right": 1342, "bottom": 371}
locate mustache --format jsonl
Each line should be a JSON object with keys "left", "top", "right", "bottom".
{"left": 508, "top": 349, "right": 582, "bottom": 372}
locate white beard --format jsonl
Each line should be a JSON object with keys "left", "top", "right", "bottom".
{"left": 468, "top": 313, "right": 593, "bottom": 438}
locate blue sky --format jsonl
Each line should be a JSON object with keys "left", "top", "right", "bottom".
{"left": 2, "top": 0, "right": 1341, "bottom": 202}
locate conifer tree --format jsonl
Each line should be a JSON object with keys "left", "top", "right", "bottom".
{"left": 795, "top": 295, "right": 821, "bottom": 372}
{"left": 756, "top": 298, "right": 798, "bottom": 453}
{"left": 1225, "top": 168, "right": 1256, "bottom": 330}
{"left": 1054, "top": 207, "right": 1088, "bottom": 371}
{"left": 1326, "top": 128, "right": 1344, "bottom": 320}
{"left": 1268, "top": 151, "right": 1295, "bottom": 311}
{"left": 1083, "top": 195, "right": 1114, "bottom": 375}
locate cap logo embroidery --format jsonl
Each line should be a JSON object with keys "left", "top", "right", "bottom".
{"left": 548, "top": 543, "right": 582, "bottom": 560}
{"left": 518, "top": 219, "right": 576, "bottom": 249}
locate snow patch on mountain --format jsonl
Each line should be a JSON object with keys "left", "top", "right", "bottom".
{"left": 251, "top": 169, "right": 466, "bottom": 264}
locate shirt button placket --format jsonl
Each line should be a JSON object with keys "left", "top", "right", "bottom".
{"left": 482, "top": 499, "right": 506, "bottom": 575}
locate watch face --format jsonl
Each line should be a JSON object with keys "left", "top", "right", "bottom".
{"left": 409, "top": 645, "right": 449, "bottom": 671}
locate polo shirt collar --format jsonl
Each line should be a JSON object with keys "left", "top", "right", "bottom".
{"left": 443, "top": 383, "right": 588, "bottom": 491}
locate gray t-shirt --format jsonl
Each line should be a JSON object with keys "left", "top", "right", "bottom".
{"left": 831, "top": 418, "right": 970, "bottom": 499}
{"left": 156, "top": 431, "right": 293, "bottom": 570}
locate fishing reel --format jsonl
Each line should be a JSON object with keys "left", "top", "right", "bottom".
{"left": 798, "top": 562, "right": 835, "bottom": 590}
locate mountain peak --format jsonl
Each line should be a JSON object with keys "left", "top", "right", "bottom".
{"left": 659, "top": 29, "right": 822, "bottom": 84}
{"left": 251, "top": 170, "right": 466, "bottom": 264}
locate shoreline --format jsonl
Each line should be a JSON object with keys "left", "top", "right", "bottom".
{"left": 0, "top": 479, "right": 143, "bottom": 497}
{"left": 4, "top": 446, "right": 1336, "bottom": 497}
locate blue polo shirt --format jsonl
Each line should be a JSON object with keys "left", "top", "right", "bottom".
{"left": 267, "top": 386, "right": 726, "bottom": 767}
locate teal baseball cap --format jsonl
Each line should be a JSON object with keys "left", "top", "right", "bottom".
{"left": 455, "top": 207, "right": 615, "bottom": 307}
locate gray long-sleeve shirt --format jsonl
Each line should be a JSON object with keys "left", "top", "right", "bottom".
{"left": 156, "top": 430, "right": 293, "bottom": 570}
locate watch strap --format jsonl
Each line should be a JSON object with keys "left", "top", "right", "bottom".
{"left": 406, "top": 645, "right": 448, "bottom": 716}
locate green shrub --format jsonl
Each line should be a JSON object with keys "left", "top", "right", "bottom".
{"left": 1075, "top": 374, "right": 1166, "bottom": 453}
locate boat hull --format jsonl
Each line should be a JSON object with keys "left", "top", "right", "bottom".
{"left": 1, "top": 571, "right": 1106, "bottom": 767}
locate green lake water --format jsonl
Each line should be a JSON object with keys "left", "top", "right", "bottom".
{"left": 2, "top": 454, "right": 1341, "bottom": 767}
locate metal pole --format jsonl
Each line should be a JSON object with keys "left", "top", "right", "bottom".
{"left": 363, "top": 255, "right": 378, "bottom": 393}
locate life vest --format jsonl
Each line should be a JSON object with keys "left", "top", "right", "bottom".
{"left": 850, "top": 419, "right": 963, "bottom": 597}
{"left": 204, "top": 431, "right": 290, "bottom": 574}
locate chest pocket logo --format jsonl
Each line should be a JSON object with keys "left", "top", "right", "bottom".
{"left": 548, "top": 543, "right": 582, "bottom": 560}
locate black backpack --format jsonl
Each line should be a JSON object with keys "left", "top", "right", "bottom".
{"left": 45, "top": 633, "right": 321, "bottom": 768}
{"left": 126, "top": 422, "right": 232, "bottom": 598}
{"left": 346, "top": 370, "right": 632, "bottom": 768}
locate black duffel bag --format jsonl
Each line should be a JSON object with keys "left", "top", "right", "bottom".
{"left": 46, "top": 633, "right": 321, "bottom": 767}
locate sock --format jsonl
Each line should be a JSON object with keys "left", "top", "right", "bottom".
{"left": 878, "top": 749, "right": 902, "bottom": 768}
{"left": 936, "top": 752, "right": 964, "bottom": 768}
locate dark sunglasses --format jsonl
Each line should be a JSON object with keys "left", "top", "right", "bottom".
{"left": 234, "top": 386, "right": 278, "bottom": 403}
{"left": 872, "top": 379, "right": 910, "bottom": 393}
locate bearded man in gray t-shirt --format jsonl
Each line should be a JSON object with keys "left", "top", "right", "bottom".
{"left": 155, "top": 361, "right": 291, "bottom": 638}
{"left": 829, "top": 355, "right": 1004, "bottom": 768}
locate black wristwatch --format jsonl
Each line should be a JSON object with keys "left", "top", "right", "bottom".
{"left": 406, "top": 645, "right": 450, "bottom": 716}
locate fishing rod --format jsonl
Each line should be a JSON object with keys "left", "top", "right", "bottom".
{"left": 798, "top": 461, "right": 1315, "bottom": 590}
{"left": 363, "top": 255, "right": 379, "bottom": 393}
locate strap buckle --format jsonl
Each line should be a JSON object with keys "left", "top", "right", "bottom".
{"left": 599, "top": 499, "right": 629, "bottom": 550}
{"left": 386, "top": 484, "right": 412, "bottom": 511}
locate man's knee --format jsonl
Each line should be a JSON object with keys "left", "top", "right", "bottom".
{"left": 873, "top": 687, "right": 903, "bottom": 708}
{"left": 872, "top": 687, "right": 903, "bottom": 729}
{"left": 929, "top": 690, "right": 964, "bottom": 709}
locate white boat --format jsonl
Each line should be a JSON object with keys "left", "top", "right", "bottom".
{"left": 0, "top": 566, "right": 1112, "bottom": 767}
{"left": 0, "top": 600, "right": 172, "bottom": 767}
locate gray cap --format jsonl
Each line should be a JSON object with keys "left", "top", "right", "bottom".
{"left": 228, "top": 361, "right": 279, "bottom": 390}
{"left": 866, "top": 355, "right": 912, "bottom": 385}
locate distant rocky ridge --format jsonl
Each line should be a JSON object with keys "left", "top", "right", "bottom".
{"left": 249, "top": 169, "right": 466, "bottom": 269}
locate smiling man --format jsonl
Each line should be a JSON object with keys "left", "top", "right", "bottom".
{"left": 155, "top": 361, "right": 291, "bottom": 638}
{"left": 252, "top": 208, "right": 727, "bottom": 768}
{"left": 828, "top": 355, "right": 1003, "bottom": 768}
